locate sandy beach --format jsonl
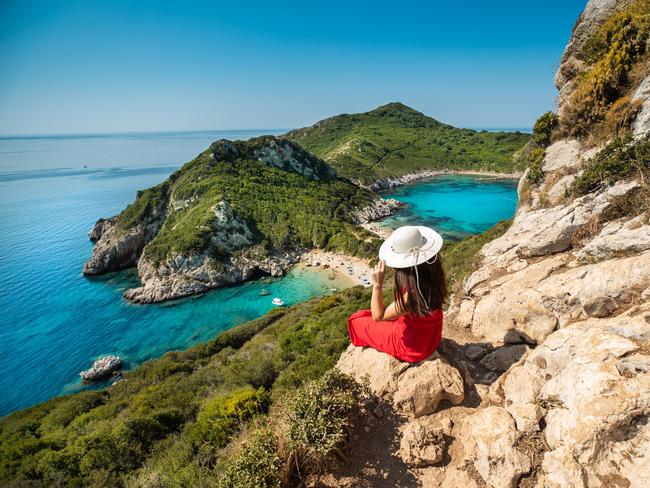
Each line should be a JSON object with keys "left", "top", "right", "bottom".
{"left": 301, "top": 249, "right": 373, "bottom": 287}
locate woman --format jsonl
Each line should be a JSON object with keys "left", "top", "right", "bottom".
{"left": 347, "top": 225, "right": 448, "bottom": 363}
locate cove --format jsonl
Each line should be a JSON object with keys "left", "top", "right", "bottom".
{"left": 379, "top": 174, "right": 519, "bottom": 240}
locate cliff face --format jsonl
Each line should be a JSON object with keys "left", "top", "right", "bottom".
{"left": 83, "top": 136, "right": 394, "bottom": 303}
{"left": 336, "top": 1, "right": 650, "bottom": 486}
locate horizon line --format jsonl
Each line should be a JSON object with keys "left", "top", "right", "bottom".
{"left": 0, "top": 125, "right": 533, "bottom": 140}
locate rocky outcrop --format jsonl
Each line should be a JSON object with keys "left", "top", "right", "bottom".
{"left": 554, "top": 0, "right": 634, "bottom": 115}
{"left": 349, "top": 197, "right": 402, "bottom": 224}
{"left": 124, "top": 247, "right": 301, "bottom": 304}
{"left": 633, "top": 74, "right": 650, "bottom": 140}
{"left": 493, "top": 307, "right": 650, "bottom": 488}
{"left": 336, "top": 344, "right": 465, "bottom": 418}
{"left": 83, "top": 217, "right": 164, "bottom": 275}
{"left": 79, "top": 355, "right": 122, "bottom": 381}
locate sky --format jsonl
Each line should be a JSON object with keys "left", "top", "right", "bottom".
{"left": 0, "top": 0, "right": 588, "bottom": 135}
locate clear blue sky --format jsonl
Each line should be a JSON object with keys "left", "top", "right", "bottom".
{"left": 0, "top": 0, "right": 587, "bottom": 135}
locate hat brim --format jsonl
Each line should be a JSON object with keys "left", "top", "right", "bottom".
{"left": 378, "top": 226, "right": 443, "bottom": 269}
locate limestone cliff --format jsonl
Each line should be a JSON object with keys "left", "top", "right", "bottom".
{"left": 334, "top": 1, "right": 650, "bottom": 486}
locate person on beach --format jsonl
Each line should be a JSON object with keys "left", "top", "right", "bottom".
{"left": 347, "top": 225, "right": 448, "bottom": 362}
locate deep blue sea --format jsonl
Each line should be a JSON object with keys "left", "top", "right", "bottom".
{"left": 0, "top": 130, "right": 518, "bottom": 416}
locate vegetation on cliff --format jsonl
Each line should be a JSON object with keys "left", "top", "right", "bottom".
{"left": 560, "top": 0, "right": 650, "bottom": 140}
{"left": 108, "top": 136, "right": 381, "bottom": 267}
{"left": 0, "top": 221, "right": 512, "bottom": 487}
{"left": 286, "top": 102, "right": 530, "bottom": 184}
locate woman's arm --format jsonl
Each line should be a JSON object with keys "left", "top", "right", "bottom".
{"left": 370, "top": 260, "right": 405, "bottom": 321}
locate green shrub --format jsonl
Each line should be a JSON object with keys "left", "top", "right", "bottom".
{"left": 190, "top": 387, "right": 270, "bottom": 449}
{"left": 218, "top": 430, "right": 283, "bottom": 488}
{"left": 572, "top": 137, "right": 650, "bottom": 195}
{"left": 525, "top": 147, "right": 546, "bottom": 185}
{"left": 533, "top": 112, "right": 559, "bottom": 145}
{"left": 116, "top": 182, "right": 169, "bottom": 230}
{"left": 285, "top": 370, "right": 363, "bottom": 469}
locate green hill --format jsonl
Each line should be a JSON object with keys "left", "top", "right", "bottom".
{"left": 83, "top": 136, "right": 385, "bottom": 302}
{"left": 286, "top": 102, "right": 531, "bottom": 184}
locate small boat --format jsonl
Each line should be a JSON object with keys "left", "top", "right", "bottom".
{"left": 259, "top": 288, "right": 271, "bottom": 296}
{"left": 272, "top": 297, "right": 285, "bottom": 306}
{"left": 330, "top": 287, "right": 338, "bottom": 292}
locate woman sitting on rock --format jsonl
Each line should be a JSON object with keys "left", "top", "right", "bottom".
{"left": 348, "top": 225, "right": 448, "bottom": 363}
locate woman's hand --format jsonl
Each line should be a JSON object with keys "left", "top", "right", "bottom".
{"left": 371, "top": 260, "right": 386, "bottom": 289}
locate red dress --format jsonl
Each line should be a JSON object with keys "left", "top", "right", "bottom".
{"left": 347, "top": 308, "right": 443, "bottom": 363}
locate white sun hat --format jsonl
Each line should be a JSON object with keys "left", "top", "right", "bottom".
{"left": 378, "top": 225, "right": 443, "bottom": 269}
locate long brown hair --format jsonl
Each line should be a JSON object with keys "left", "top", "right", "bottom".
{"left": 393, "top": 255, "right": 448, "bottom": 317}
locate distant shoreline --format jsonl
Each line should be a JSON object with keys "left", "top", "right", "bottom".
{"left": 367, "top": 168, "right": 521, "bottom": 191}
{"left": 449, "top": 169, "right": 522, "bottom": 179}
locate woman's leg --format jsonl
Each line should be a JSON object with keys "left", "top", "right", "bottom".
{"left": 347, "top": 310, "right": 400, "bottom": 357}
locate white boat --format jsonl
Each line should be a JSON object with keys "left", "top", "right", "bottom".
{"left": 272, "top": 297, "right": 285, "bottom": 306}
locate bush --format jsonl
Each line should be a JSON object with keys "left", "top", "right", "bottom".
{"left": 524, "top": 147, "right": 546, "bottom": 185}
{"left": 533, "top": 112, "right": 559, "bottom": 146}
{"left": 572, "top": 137, "right": 650, "bottom": 195}
{"left": 190, "top": 387, "right": 270, "bottom": 449}
{"left": 218, "top": 430, "right": 283, "bottom": 488}
{"left": 285, "top": 370, "right": 363, "bottom": 471}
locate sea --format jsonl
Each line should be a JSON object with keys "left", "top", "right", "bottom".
{"left": 0, "top": 130, "right": 518, "bottom": 416}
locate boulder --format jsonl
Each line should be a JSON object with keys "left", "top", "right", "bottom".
{"left": 336, "top": 345, "right": 465, "bottom": 418}
{"left": 398, "top": 415, "right": 453, "bottom": 467}
{"left": 458, "top": 406, "right": 531, "bottom": 488}
{"left": 479, "top": 344, "right": 529, "bottom": 373}
{"left": 336, "top": 344, "right": 410, "bottom": 396}
{"left": 80, "top": 355, "right": 122, "bottom": 382}
{"left": 392, "top": 356, "right": 465, "bottom": 417}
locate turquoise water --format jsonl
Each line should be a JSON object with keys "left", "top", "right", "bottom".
{"left": 0, "top": 132, "right": 518, "bottom": 416}
{"left": 380, "top": 174, "right": 518, "bottom": 240}
{"left": 0, "top": 130, "right": 348, "bottom": 416}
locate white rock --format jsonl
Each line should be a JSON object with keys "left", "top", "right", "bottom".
{"left": 459, "top": 406, "right": 531, "bottom": 488}
{"left": 575, "top": 215, "right": 650, "bottom": 261}
{"left": 633, "top": 74, "right": 650, "bottom": 140}
{"left": 392, "top": 355, "right": 465, "bottom": 417}
{"left": 398, "top": 415, "right": 452, "bottom": 467}
{"left": 542, "top": 140, "right": 583, "bottom": 173}
{"left": 336, "top": 345, "right": 465, "bottom": 418}
{"left": 545, "top": 174, "right": 575, "bottom": 205}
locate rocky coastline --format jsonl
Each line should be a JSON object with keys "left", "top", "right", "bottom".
{"left": 366, "top": 168, "right": 522, "bottom": 191}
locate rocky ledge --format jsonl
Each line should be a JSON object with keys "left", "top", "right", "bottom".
{"left": 349, "top": 197, "right": 403, "bottom": 224}
{"left": 123, "top": 247, "right": 302, "bottom": 304}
